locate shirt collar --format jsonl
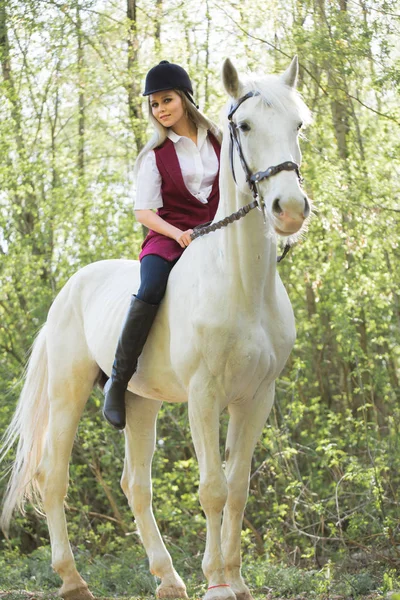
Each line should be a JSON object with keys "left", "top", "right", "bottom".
{"left": 167, "top": 130, "right": 181, "bottom": 144}
{"left": 197, "top": 127, "right": 207, "bottom": 149}
{"left": 167, "top": 127, "right": 208, "bottom": 149}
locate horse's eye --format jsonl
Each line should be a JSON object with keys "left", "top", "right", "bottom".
{"left": 297, "top": 122, "right": 303, "bottom": 131}
{"left": 238, "top": 122, "right": 251, "bottom": 132}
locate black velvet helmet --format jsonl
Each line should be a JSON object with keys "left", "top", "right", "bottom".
{"left": 143, "top": 60, "right": 193, "bottom": 96}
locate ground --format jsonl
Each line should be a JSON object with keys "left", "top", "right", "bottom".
{"left": 0, "top": 592, "right": 385, "bottom": 600}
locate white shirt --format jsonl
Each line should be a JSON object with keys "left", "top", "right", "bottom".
{"left": 134, "top": 127, "right": 219, "bottom": 210}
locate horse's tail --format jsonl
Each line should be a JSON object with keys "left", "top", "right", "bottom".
{"left": 0, "top": 325, "right": 49, "bottom": 534}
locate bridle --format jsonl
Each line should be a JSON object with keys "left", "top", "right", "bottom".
{"left": 191, "top": 90, "right": 305, "bottom": 262}
{"left": 228, "top": 90, "right": 303, "bottom": 214}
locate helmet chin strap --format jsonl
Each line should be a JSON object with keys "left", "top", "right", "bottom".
{"left": 184, "top": 90, "right": 199, "bottom": 109}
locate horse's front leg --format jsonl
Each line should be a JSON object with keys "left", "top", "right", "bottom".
{"left": 221, "top": 383, "right": 275, "bottom": 600}
{"left": 188, "top": 370, "right": 235, "bottom": 600}
{"left": 122, "top": 393, "right": 188, "bottom": 599}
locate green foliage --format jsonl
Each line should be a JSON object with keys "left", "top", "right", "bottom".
{"left": 0, "top": 0, "right": 400, "bottom": 597}
{"left": 0, "top": 543, "right": 387, "bottom": 599}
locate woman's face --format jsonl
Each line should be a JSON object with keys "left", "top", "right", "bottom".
{"left": 150, "top": 90, "right": 187, "bottom": 130}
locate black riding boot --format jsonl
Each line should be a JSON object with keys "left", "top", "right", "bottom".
{"left": 103, "top": 295, "right": 159, "bottom": 430}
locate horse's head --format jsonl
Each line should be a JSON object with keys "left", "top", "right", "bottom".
{"left": 222, "top": 57, "right": 312, "bottom": 238}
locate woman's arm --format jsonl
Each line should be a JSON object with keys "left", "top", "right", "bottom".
{"left": 135, "top": 209, "right": 193, "bottom": 248}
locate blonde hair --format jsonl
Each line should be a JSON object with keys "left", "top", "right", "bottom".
{"left": 134, "top": 90, "right": 222, "bottom": 178}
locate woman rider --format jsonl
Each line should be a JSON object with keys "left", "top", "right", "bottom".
{"left": 103, "top": 61, "right": 221, "bottom": 430}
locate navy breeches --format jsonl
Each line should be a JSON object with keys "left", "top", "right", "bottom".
{"left": 136, "top": 254, "right": 178, "bottom": 305}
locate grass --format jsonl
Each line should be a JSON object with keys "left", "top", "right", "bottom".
{"left": 0, "top": 544, "right": 398, "bottom": 599}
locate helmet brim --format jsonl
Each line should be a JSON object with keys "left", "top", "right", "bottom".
{"left": 143, "top": 86, "right": 192, "bottom": 97}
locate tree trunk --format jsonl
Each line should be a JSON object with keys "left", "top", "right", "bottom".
{"left": 154, "top": 0, "right": 162, "bottom": 58}
{"left": 127, "top": 0, "right": 148, "bottom": 239}
{"left": 316, "top": 0, "right": 349, "bottom": 161}
{"left": 204, "top": 0, "right": 211, "bottom": 110}
{"left": 0, "top": 0, "right": 36, "bottom": 239}
{"left": 127, "top": 0, "right": 145, "bottom": 155}
{"left": 77, "top": 4, "right": 85, "bottom": 180}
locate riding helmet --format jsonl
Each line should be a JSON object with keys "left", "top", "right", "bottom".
{"left": 143, "top": 60, "right": 194, "bottom": 97}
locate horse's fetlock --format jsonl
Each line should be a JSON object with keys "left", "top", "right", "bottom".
{"left": 202, "top": 557, "right": 225, "bottom": 582}
{"left": 52, "top": 557, "right": 76, "bottom": 578}
{"left": 149, "top": 551, "right": 173, "bottom": 578}
{"left": 224, "top": 564, "right": 243, "bottom": 579}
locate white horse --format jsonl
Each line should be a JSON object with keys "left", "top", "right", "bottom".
{"left": 1, "top": 58, "right": 311, "bottom": 600}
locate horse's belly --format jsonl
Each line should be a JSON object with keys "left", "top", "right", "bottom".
{"left": 130, "top": 360, "right": 188, "bottom": 403}
{"left": 127, "top": 310, "right": 189, "bottom": 403}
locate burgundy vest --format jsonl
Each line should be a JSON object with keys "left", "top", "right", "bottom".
{"left": 139, "top": 132, "right": 220, "bottom": 262}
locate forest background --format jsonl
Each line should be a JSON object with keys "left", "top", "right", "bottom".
{"left": 0, "top": 0, "right": 400, "bottom": 598}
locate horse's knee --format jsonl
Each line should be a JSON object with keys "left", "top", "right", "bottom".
{"left": 122, "top": 478, "right": 152, "bottom": 515}
{"left": 226, "top": 480, "right": 248, "bottom": 514}
{"left": 199, "top": 471, "right": 228, "bottom": 513}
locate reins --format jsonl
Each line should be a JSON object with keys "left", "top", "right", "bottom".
{"left": 190, "top": 205, "right": 290, "bottom": 263}
{"left": 190, "top": 90, "right": 304, "bottom": 263}
{"left": 190, "top": 199, "right": 257, "bottom": 239}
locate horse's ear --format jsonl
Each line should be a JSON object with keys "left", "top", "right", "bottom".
{"left": 280, "top": 55, "right": 299, "bottom": 89}
{"left": 222, "top": 59, "right": 243, "bottom": 98}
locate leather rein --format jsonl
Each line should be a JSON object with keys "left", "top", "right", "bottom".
{"left": 191, "top": 91, "right": 303, "bottom": 263}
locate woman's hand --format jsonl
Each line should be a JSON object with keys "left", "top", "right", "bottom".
{"left": 175, "top": 229, "right": 194, "bottom": 248}
{"left": 135, "top": 211, "right": 194, "bottom": 249}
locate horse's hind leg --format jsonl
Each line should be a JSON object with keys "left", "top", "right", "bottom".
{"left": 36, "top": 349, "right": 98, "bottom": 600}
{"left": 122, "top": 393, "right": 188, "bottom": 599}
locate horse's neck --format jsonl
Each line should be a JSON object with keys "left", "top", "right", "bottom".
{"left": 213, "top": 143, "right": 278, "bottom": 309}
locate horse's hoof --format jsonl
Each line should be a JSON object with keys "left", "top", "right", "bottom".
{"left": 59, "top": 584, "right": 95, "bottom": 600}
{"left": 235, "top": 593, "right": 254, "bottom": 600}
{"left": 204, "top": 587, "right": 236, "bottom": 600}
{"left": 156, "top": 584, "right": 189, "bottom": 599}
